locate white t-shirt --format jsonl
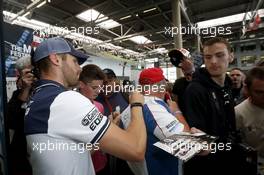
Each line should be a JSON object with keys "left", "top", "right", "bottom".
{"left": 25, "top": 80, "right": 110, "bottom": 175}
{"left": 235, "top": 99, "right": 264, "bottom": 163}
{"left": 121, "top": 96, "right": 184, "bottom": 175}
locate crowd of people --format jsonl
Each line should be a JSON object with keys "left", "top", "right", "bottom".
{"left": 6, "top": 36, "right": 264, "bottom": 175}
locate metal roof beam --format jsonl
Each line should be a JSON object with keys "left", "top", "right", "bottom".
{"left": 9, "top": 0, "right": 45, "bottom": 23}
{"left": 113, "top": 0, "right": 167, "bottom": 40}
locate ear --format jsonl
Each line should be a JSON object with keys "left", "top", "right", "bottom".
{"left": 242, "top": 84, "right": 249, "bottom": 98}
{"left": 79, "top": 81, "right": 87, "bottom": 90}
{"left": 229, "top": 52, "right": 234, "bottom": 63}
{"left": 49, "top": 54, "right": 60, "bottom": 66}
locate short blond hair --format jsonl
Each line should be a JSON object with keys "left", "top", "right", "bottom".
{"left": 15, "top": 56, "right": 31, "bottom": 74}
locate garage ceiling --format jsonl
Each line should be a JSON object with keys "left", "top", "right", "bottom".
{"left": 3, "top": 0, "right": 264, "bottom": 61}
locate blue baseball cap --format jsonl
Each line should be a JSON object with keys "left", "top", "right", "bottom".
{"left": 33, "top": 37, "right": 88, "bottom": 65}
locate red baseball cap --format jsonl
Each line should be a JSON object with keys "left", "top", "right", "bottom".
{"left": 139, "top": 68, "right": 165, "bottom": 85}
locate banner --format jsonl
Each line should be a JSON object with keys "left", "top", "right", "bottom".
{"left": 3, "top": 22, "right": 33, "bottom": 77}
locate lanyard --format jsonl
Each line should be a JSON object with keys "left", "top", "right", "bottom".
{"left": 104, "top": 96, "right": 113, "bottom": 114}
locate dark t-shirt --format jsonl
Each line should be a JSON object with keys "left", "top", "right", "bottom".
{"left": 232, "top": 87, "right": 245, "bottom": 105}
{"left": 183, "top": 68, "right": 240, "bottom": 175}
{"left": 172, "top": 77, "right": 190, "bottom": 113}
{"left": 96, "top": 92, "right": 134, "bottom": 175}
{"left": 96, "top": 92, "right": 129, "bottom": 116}
{"left": 7, "top": 89, "right": 32, "bottom": 173}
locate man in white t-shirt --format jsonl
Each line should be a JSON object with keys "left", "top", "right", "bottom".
{"left": 24, "top": 37, "right": 146, "bottom": 175}
{"left": 235, "top": 66, "right": 264, "bottom": 175}
{"left": 136, "top": 67, "right": 190, "bottom": 175}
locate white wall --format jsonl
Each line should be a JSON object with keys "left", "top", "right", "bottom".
{"left": 83, "top": 55, "right": 131, "bottom": 78}
{"left": 130, "top": 69, "right": 141, "bottom": 85}
{"left": 162, "top": 67, "right": 177, "bottom": 83}
{"left": 83, "top": 56, "right": 179, "bottom": 83}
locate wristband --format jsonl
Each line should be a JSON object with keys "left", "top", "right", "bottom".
{"left": 130, "top": 102, "right": 143, "bottom": 109}
{"left": 173, "top": 110, "right": 182, "bottom": 116}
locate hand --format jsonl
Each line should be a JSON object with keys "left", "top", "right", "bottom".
{"left": 190, "top": 127, "right": 204, "bottom": 134}
{"left": 166, "top": 100, "right": 180, "bottom": 113}
{"left": 17, "top": 68, "right": 35, "bottom": 101}
{"left": 180, "top": 58, "right": 194, "bottom": 75}
{"left": 129, "top": 91, "right": 144, "bottom": 105}
{"left": 190, "top": 127, "right": 211, "bottom": 156}
{"left": 109, "top": 112, "right": 121, "bottom": 125}
{"left": 20, "top": 68, "right": 35, "bottom": 90}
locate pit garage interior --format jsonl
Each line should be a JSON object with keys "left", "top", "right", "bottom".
{"left": 1, "top": 0, "right": 264, "bottom": 174}
{"left": 3, "top": 0, "right": 264, "bottom": 71}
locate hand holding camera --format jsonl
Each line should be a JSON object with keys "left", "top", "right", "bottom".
{"left": 17, "top": 68, "right": 36, "bottom": 102}
{"left": 20, "top": 68, "right": 35, "bottom": 90}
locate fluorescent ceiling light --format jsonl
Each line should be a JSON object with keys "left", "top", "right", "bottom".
{"left": 197, "top": 9, "right": 264, "bottom": 28}
{"left": 148, "top": 47, "right": 168, "bottom": 54}
{"left": 22, "top": 12, "right": 30, "bottom": 17}
{"left": 249, "top": 34, "right": 256, "bottom": 38}
{"left": 156, "top": 31, "right": 164, "bottom": 34}
{"left": 143, "top": 8, "right": 156, "bottom": 13}
{"left": 3, "top": 11, "right": 16, "bottom": 18}
{"left": 77, "top": 9, "right": 120, "bottom": 29}
{"left": 129, "top": 35, "right": 152, "bottom": 44}
{"left": 197, "top": 13, "right": 244, "bottom": 28}
{"left": 154, "top": 47, "right": 167, "bottom": 54}
{"left": 77, "top": 9, "right": 105, "bottom": 22}
{"left": 120, "top": 15, "right": 131, "bottom": 20}
{"left": 30, "top": 19, "right": 49, "bottom": 27}
{"left": 95, "top": 16, "right": 109, "bottom": 23}
{"left": 37, "top": 1, "right": 46, "bottom": 8}
{"left": 145, "top": 58, "right": 158, "bottom": 63}
{"left": 97, "top": 19, "right": 121, "bottom": 29}
{"left": 203, "top": 35, "right": 215, "bottom": 38}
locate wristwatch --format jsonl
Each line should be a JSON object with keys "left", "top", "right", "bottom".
{"left": 130, "top": 102, "right": 143, "bottom": 109}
